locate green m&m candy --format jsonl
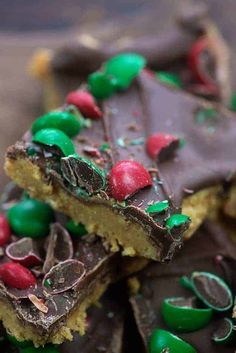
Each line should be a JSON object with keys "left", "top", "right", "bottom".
{"left": 65, "top": 219, "right": 88, "bottom": 237}
{"left": 180, "top": 271, "right": 233, "bottom": 311}
{"left": 7, "top": 198, "right": 54, "bottom": 238}
{"left": 162, "top": 297, "right": 213, "bottom": 332}
{"left": 32, "top": 128, "right": 75, "bottom": 156}
{"left": 88, "top": 71, "right": 116, "bottom": 99}
{"left": 149, "top": 329, "right": 197, "bottom": 353}
{"left": 104, "top": 53, "right": 146, "bottom": 90}
{"left": 32, "top": 111, "right": 81, "bottom": 138}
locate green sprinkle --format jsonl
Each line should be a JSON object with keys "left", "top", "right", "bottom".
{"left": 156, "top": 72, "right": 183, "bottom": 88}
{"left": 33, "top": 128, "right": 75, "bottom": 156}
{"left": 116, "top": 137, "right": 127, "bottom": 148}
{"left": 99, "top": 143, "right": 110, "bottom": 152}
{"left": 27, "top": 146, "right": 37, "bottom": 156}
{"left": 65, "top": 220, "right": 88, "bottom": 237}
{"left": 146, "top": 200, "right": 169, "bottom": 215}
{"left": 104, "top": 53, "right": 146, "bottom": 90}
{"left": 44, "top": 278, "right": 52, "bottom": 288}
{"left": 195, "top": 107, "right": 217, "bottom": 124}
{"left": 129, "top": 137, "right": 145, "bottom": 145}
{"left": 88, "top": 71, "right": 116, "bottom": 99}
{"left": 166, "top": 214, "right": 190, "bottom": 229}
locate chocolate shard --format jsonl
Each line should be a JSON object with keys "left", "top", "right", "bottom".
{"left": 61, "top": 154, "right": 106, "bottom": 194}
{"left": 129, "top": 220, "right": 236, "bottom": 353}
{"left": 43, "top": 223, "right": 73, "bottom": 274}
{"left": 6, "top": 238, "right": 43, "bottom": 267}
{"left": 43, "top": 259, "right": 86, "bottom": 294}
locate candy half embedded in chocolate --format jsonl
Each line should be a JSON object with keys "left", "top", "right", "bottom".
{"left": 180, "top": 271, "right": 233, "bottom": 311}
{"left": 162, "top": 296, "right": 213, "bottom": 332}
{"left": 43, "top": 259, "right": 86, "bottom": 294}
{"left": 146, "top": 133, "right": 180, "bottom": 161}
{"left": 109, "top": 160, "right": 152, "bottom": 201}
{"left": 61, "top": 154, "right": 106, "bottom": 194}
{"left": 43, "top": 223, "right": 73, "bottom": 274}
{"left": 6, "top": 238, "right": 43, "bottom": 267}
{"left": 212, "top": 318, "right": 235, "bottom": 345}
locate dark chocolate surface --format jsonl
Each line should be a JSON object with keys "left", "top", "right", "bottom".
{"left": 130, "top": 220, "right": 236, "bottom": 353}
{"left": 8, "top": 71, "right": 236, "bottom": 262}
{"left": 0, "top": 185, "right": 122, "bottom": 339}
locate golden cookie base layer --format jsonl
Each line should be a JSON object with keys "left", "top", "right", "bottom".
{"left": 0, "top": 278, "right": 108, "bottom": 347}
{"left": 5, "top": 156, "right": 221, "bottom": 260}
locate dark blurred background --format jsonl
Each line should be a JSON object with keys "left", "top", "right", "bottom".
{"left": 0, "top": 0, "right": 153, "bottom": 190}
{"left": 0, "top": 0, "right": 235, "bottom": 192}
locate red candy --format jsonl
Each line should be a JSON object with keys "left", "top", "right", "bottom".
{"left": 187, "top": 37, "right": 218, "bottom": 95}
{"left": 66, "top": 90, "right": 102, "bottom": 119}
{"left": 0, "top": 262, "right": 36, "bottom": 289}
{"left": 0, "top": 214, "right": 11, "bottom": 246}
{"left": 146, "top": 133, "right": 178, "bottom": 159}
{"left": 109, "top": 160, "right": 152, "bottom": 201}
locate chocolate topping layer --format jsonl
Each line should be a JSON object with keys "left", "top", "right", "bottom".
{"left": 0, "top": 185, "right": 126, "bottom": 343}
{"left": 130, "top": 220, "right": 236, "bottom": 353}
{"left": 6, "top": 71, "right": 236, "bottom": 261}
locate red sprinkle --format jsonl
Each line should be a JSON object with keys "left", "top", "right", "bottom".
{"left": 109, "top": 160, "right": 152, "bottom": 201}
{"left": 0, "top": 214, "right": 11, "bottom": 246}
{"left": 187, "top": 37, "right": 218, "bottom": 94}
{"left": 146, "top": 133, "right": 178, "bottom": 159}
{"left": 66, "top": 90, "right": 102, "bottom": 119}
{"left": 0, "top": 262, "right": 36, "bottom": 289}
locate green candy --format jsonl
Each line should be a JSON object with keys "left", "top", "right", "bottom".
{"left": 166, "top": 214, "right": 190, "bottom": 229}
{"left": 149, "top": 329, "right": 197, "bottom": 353}
{"left": 212, "top": 318, "right": 235, "bottom": 345}
{"left": 7, "top": 335, "right": 32, "bottom": 348}
{"left": 32, "top": 111, "right": 81, "bottom": 137}
{"left": 32, "top": 128, "right": 75, "bottom": 156}
{"left": 65, "top": 219, "right": 88, "bottom": 237}
{"left": 156, "top": 72, "right": 183, "bottom": 88}
{"left": 162, "top": 297, "right": 213, "bottom": 332}
{"left": 88, "top": 71, "right": 116, "bottom": 99}
{"left": 7, "top": 198, "right": 54, "bottom": 238}
{"left": 104, "top": 53, "right": 146, "bottom": 90}
{"left": 21, "top": 344, "right": 59, "bottom": 353}
{"left": 146, "top": 200, "right": 169, "bottom": 215}
{"left": 180, "top": 272, "right": 233, "bottom": 311}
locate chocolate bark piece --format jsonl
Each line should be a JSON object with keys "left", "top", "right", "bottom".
{"left": 5, "top": 71, "right": 236, "bottom": 261}
{"left": 0, "top": 294, "right": 124, "bottom": 353}
{"left": 0, "top": 184, "right": 143, "bottom": 347}
{"left": 30, "top": 0, "right": 206, "bottom": 111}
{"left": 129, "top": 220, "right": 236, "bottom": 353}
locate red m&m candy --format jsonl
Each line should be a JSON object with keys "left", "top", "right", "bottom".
{"left": 146, "top": 133, "right": 179, "bottom": 160}
{"left": 109, "top": 160, "right": 152, "bottom": 201}
{"left": 0, "top": 262, "right": 36, "bottom": 289}
{"left": 0, "top": 213, "right": 11, "bottom": 246}
{"left": 66, "top": 90, "right": 102, "bottom": 119}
